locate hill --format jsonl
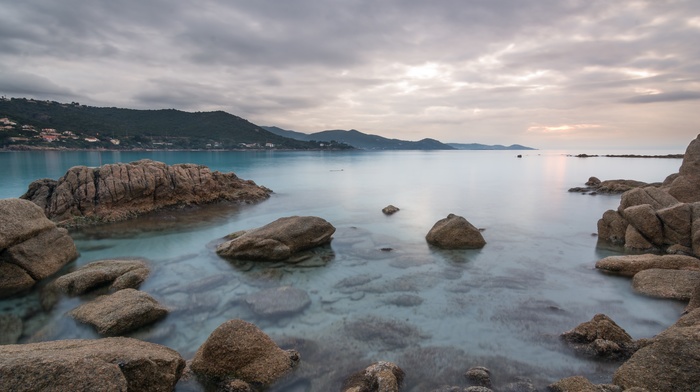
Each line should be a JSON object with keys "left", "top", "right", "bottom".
{"left": 263, "top": 126, "right": 455, "bottom": 150}
{"left": 447, "top": 143, "right": 536, "bottom": 150}
{"left": 0, "top": 98, "right": 350, "bottom": 150}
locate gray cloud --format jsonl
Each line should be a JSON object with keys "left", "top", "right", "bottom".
{"left": 1, "top": 0, "right": 699, "bottom": 149}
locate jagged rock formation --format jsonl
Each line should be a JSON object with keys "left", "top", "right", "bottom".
{"left": 21, "top": 159, "right": 272, "bottom": 226}
{"left": 0, "top": 198, "right": 78, "bottom": 299}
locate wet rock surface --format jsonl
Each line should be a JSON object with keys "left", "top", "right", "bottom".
{"left": 426, "top": 213, "right": 486, "bottom": 249}
{"left": 216, "top": 216, "right": 336, "bottom": 261}
{"left": 21, "top": 159, "right": 272, "bottom": 226}
{"left": 0, "top": 337, "right": 185, "bottom": 392}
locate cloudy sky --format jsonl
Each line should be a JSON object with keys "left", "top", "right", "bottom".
{"left": 1, "top": 1, "right": 699, "bottom": 149}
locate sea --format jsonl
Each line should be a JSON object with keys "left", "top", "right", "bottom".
{"left": 0, "top": 149, "right": 688, "bottom": 391}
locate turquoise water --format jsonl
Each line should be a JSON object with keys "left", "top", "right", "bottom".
{"left": 0, "top": 149, "right": 687, "bottom": 390}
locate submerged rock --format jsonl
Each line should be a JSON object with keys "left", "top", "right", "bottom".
{"left": 0, "top": 198, "right": 78, "bottom": 299}
{"left": 0, "top": 337, "right": 185, "bottom": 392}
{"left": 245, "top": 286, "right": 311, "bottom": 317}
{"left": 426, "top": 214, "right": 486, "bottom": 249}
{"left": 216, "top": 216, "right": 336, "bottom": 261}
{"left": 21, "top": 159, "right": 272, "bottom": 226}
{"left": 561, "top": 314, "right": 637, "bottom": 359}
{"left": 52, "top": 258, "right": 150, "bottom": 296}
{"left": 69, "top": 288, "right": 169, "bottom": 335}
{"left": 342, "top": 361, "right": 404, "bottom": 392}
{"left": 190, "top": 319, "right": 300, "bottom": 387}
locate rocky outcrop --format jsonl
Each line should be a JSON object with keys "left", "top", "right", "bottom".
{"left": 70, "top": 288, "right": 169, "bottom": 335}
{"left": 596, "top": 135, "right": 700, "bottom": 255}
{"left": 21, "top": 159, "right": 272, "bottom": 226}
{"left": 53, "top": 258, "right": 150, "bottom": 296}
{"left": 0, "top": 198, "right": 78, "bottom": 299}
{"left": 216, "top": 216, "right": 336, "bottom": 261}
{"left": 561, "top": 314, "right": 637, "bottom": 359}
{"left": 613, "top": 308, "right": 700, "bottom": 391}
{"left": 342, "top": 361, "right": 404, "bottom": 392}
{"left": 595, "top": 254, "right": 700, "bottom": 276}
{"left": 245, "top": 286, "right": 311, "bottom": 317}
{"left": 631, "top": 269, "right": 700, "bottom": 300}
{"left": 382, "top": 205, "right": 400, "bottom": 215}
{"left": 0, "top": 337, "right": 185, "bottom": 392}
{"left": 426, "top": 214, "right": 486, "bottom": 249}
{"left": 190, "top": 319, "right": 300, "bottom": 387}
{"left": 569, "top": 178, "right": 652, "bottom": 195}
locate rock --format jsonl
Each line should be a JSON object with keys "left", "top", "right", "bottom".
{"left": 216, "top": 216, "right": 336, "bottom": 261}
{"left": 692, "top": 202, "right": 700, "bottom": 257}
{"left": 618, "top": 187, "right": 679, "bottom": 212}
{"left": 53, "top": 258, "right": 150, "bottom": 296}
{"left": 595, "top": 254, "right": 700, "bottom": 276}
{"left": 597, "top": 210, "right": 628, "bottom": 244}
{"left": 382, "top": 205, "right": 400, "bottom": 215}
{"left": 342, "top": 361, "right": 404, "bottom": 392}
{"left": 190, "top": 319, "right": 300, "bottom": 386}
{"left": 657, "top": 202, "right": 692, "bottom": 246}
{"left": 624, "top": 225, "right": 655, "bottom": 251}
{"left": 69, "top": 288, "right": 169, "bottom": 335}
{"left": 0, "top": 337, "right": 185, "bottom": 392}
{"left": 561, "top": 314, "right": 636, "bottom": 359}
{"left": 464, "top": 366, "right": 491, "bottom": 387}
{"left": 547, "top": 376, "right": 598, "bottom": 391}
{"left": 632, "top": 269, "right": 700, "bottom": 300}
{"left": 501, "top": 381, "right": 538, "bottom": 392}
{"left": 686, "top": 282, "right": 700, "bottom": 313}
{"left": 668, "top": 135, "right": 700, "bottom": 202}
{"left": 586, "top": 177, "right": 601, "bottom": 186}
{"left": 465, "top": 387, "right": 493, "bottom": 392}
{"left": 621, "top": 204, "right": 664, "bottom": 246}
{"left": 245, "top": 286, "right": 311, "bottom": 317}
{"left": 426, "top": 214, "right": 486, "bottom": 249}
{"left": 597, "top": 179, "right": 649, "bottom": 194}
{"left": 21, "top": 160, "right": 272, "bottom": 226}
{"left": 0, "top": 198, "right": 78, "bottom": 299}
{"left": 613, "top": 308, "right": 700, "bottom": 391}
{"left": 0, "top": 314, "right": 23, "bottom": 345}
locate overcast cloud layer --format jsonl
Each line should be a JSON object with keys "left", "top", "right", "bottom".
{"left": 1, "top": 1, "right": 699, "bottom": 149}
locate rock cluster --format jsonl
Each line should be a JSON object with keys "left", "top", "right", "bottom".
{"left": 21, "top": 159, "right": 272, "bottom": 226}
{"left": 0, "top": 198, "right": 78, "bottom": 299}
{"left": 569, "top": 177, "right": 653, "bottom": 195}
{"left": 561, "top": 314, "right": 638, "bottom": 359}
{"left": 216, "top": 216, "right": 336, "bottom": 261}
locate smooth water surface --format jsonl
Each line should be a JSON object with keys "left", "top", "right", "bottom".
{"left": 0, "top": 150, "right": 687, "bottom": 391}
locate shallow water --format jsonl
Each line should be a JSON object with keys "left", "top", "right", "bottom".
{"left": 0, "top": 149, "right": 688, "bottom": 390}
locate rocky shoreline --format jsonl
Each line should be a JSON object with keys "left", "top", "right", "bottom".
{"left": 2, "top": 137, "right": 700, "bottom": 390}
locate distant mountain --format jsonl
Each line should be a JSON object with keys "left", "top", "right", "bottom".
{"left": 262, "top": 126, "right": 455, "bottom": 150}
{"left": 0, "top": 98, "right": 348, "bottom": 150}
{"left": 447, "top": 143, "right": 536, "bottom": 150}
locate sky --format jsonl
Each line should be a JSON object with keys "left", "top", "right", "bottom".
{"left": 1, "top": 1, "right": 699, "bottom": 150}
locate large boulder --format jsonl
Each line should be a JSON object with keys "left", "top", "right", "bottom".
{"left": 425, "top": 214, "right": 486, "bottom": 249}
{"left": 561, "top": 314, "right": 637, "bottom": 359}
{"left": 595, "top": 254, "right": 700, "bottom": 276}
{"left": 621, "top": 204, "right": 664, "bottom": 246}
{"left": 668, "top": 134, "right": 700, "bottom": 202}
{"left": 0, "top": 337, "right": 185, "bottom": 392}
{"left": 342, "top": 361, "right": 404, "bottom": 392}
{"left": 21, "top": 160, "right": 272, "bottom": 226}
{"left": 632, "top": 269, "right": 700, "bottom": 300}
{"left": 69, "top": 288, "right": 169, "bottom": 335}
{"left": 597, "top": 210, "right": 628, "bottom": 244}
{"left": 216, "top": 216, "right": 336, "bottom": 261}
{"left": 53, "top": 258, "right": 150, "bottom": 296}
{"left": 0, "top": 198, "right": 78, "bottom": 299}
{"left": 613, "top": 308, "right": 700, "bottom": 391}
{"left": 190, "top": 319, "right": 300, "bottom": 386}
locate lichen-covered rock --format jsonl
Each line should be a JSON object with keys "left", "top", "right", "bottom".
{"left": 0, "top": 337, "right": 185, "bottom": 392}
{"left": 0, "top": 198, "right": 78, "bottom": 299}
{"left": 21, "top": 160, "right": 272, "bottom": 226}
{"left": 561, "top": 314, "right": 637, "bottom": 359}
{"left": 216, "top": 216, "right": 335, "bottom": 261}
{"left": 426, "top": 214, "right": 486, "bottom": 249}
{"left": 53, "top": 258, "right": 150, "bottom": 296}
{"left": 70, "top": 288, "right": 168, "bottom": 335}
{"left": 190, "top": 319, "right": 300, "bottom": 386}
{"left": 632, "top": 269, "right": 700, "bottom": 300}
{"left": 342, "top": 361, "right": 404, "bottom": 392}
{"left": 595, "top": 254, "right": 700, "bottom": 276}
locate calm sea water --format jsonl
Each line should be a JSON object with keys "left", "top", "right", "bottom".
{"left": 0, "top": 149, "right": 688, "bottom": 391}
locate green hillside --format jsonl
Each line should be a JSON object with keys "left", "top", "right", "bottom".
{"left": 0, "top": 98, "right": 349, "bottom": 150}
